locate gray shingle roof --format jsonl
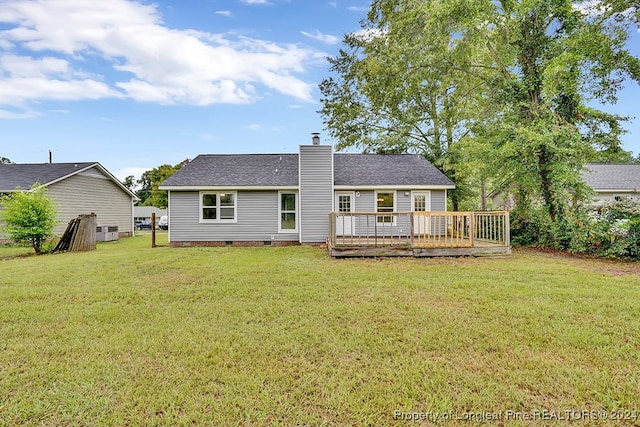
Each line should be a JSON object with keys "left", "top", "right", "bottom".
{"left": 161, "top": 154, "right": 299, "bottom": 187}
{"left": 0, "top": 162, "right": 97, "bottom": 191}
{"left": 582, "top": 163, "right": 640, "bottom": 190}
{"left": 334, "top": 154, "right": 453, "bottom": 186}
{"left": 160, "top": 153, "right": 454, "bottom": 187}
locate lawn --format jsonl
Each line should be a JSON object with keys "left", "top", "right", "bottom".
{"left": 1, "top": 236, "right": 639, "bottom": 426}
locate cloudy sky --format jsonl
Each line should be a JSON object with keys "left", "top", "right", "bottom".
{"left": 1, "top": 0, "right": 639, "bottom": 181}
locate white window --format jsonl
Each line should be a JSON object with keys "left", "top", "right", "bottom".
{"left": 375, "top": 191, "right": 396, "bottom": 224}
{"left": 200, "top": 192, "right": 237, "bottom": 222}
{"left": 279, "top": 192, "right": 297, "bottom": 233}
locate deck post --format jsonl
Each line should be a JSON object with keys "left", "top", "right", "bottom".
{"left": 410, "top": 213, "right": 415, "bottom": 249}
{"left": 504, "top": 211, "right": 510, "bottom": 247}
{"left": 469, "top": 212, "right": 475, "bottom": 247}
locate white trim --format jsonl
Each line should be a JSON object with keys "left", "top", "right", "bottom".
{"left": 278, "top": 190, "right": 298, "bottom": 233}
{"left": 334, "top": 184, "right": 455, "bottom": 190}
{"left": 199, "top": 191, "right": 238, "bottom": 223}
{"left": 160, "top": 185, "right": 299, "bottom": 191}
{"left": 335, "top": 191, "right": 356, "bottom": 213}
{"left": 592, "top": 189, "right": 640, "bottom": 193}
{"left": 444, "top": 189, "right": 448, "bottom": 212}
{"left": 167, "top": 191, "right": 171, "bottom": 242}
{"left": 410, "top": 190, "right": 432, "bottom": 212}
{"left": 375, "top": 190, "right": 397, "bottom": 225}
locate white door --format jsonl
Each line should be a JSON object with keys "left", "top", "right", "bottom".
{"left": 412, "top": 191, "right": 431, "bottom": 235}
{"left": 335, "top": 192, "right": 355, "bottom": 236}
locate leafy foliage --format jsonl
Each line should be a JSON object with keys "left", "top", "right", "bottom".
{"left": 0, "top": 157, "right": 12, "bottom": 164}
{"left": 320, "top": 0, "right": 640, "bottom": 241}
{"left": 0, "top": 186, "right": 57, "bottom": 254}
{"left": 135, "top": 163, "right": 184, "bottom": 208}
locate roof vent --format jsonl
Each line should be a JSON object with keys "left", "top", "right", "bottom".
{"left": 311, "top": 132, "right": 320, "bottom": 145}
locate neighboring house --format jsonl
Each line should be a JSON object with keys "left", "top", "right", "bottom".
{"left": 159, "top": 139, "right": 455, "bottom": 246}
{"left": 0, "top": 162, "right": 136, "bottom": 239}
{"left": 581, "top": 163, "right": 640, "bottom": 203}
{"left": 134, "top": 206, "right": 167, "bottom": 224}
{"left": 491, "top": 163, "right": 640, "bottom": 209}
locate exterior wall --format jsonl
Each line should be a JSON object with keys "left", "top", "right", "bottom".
{"left": 351, "top": 189, "right": 446, "bottom": 211}
{"left": 299, "top": 145, "right": 333, "bottom": 243}
{"left": 169, "top": 190, "right": 299, "bottom": 243}
{"left": 3, "top": 168, "right": 134, "bottom": 238}
{"left": 430, "top": 190, "right": 446, "bottom": 211}
{"left": 343, "top": 189, "right": 447, "bottom": 236}
{"left": 591, "top": 192, "right": 640, "bottom": 204}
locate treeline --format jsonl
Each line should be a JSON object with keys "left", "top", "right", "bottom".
{"left": 320, "top": 0, "right": 640, "bottom": 258}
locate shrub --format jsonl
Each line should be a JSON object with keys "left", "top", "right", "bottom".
{"left": 0, "top": 186, "right": 58, "bottom": 254}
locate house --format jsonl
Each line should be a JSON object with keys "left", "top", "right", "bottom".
{"left": 491, "top": 163, "right": 640, "bottom": 209}
{"left": 134, "top": 206, "right": 167, "bottom": 225}
{"left": 581, "top": 163, "right": 640, "bottom": 203}
{"left": 159, "top": 137, "right": 456, "bottom": 247}
{"left": 0, "top": 162, "right": 136, "bottom": 239}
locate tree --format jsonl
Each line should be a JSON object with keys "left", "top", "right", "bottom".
{"left": 136, "top": 163, "right": 184, "bottom": 208}
{"left": 0, "top": 157, "right": 12, "bottom": 164}
{"left": 0, "top": 186, "right": 57, "bottom": 254}
{"left": 321, "top": 1, "right": 639, "bottom": 221}
{"left": 320, "top": 9, "right": 490, "bottom": 209}
{"left": 121, "top": 175, "right": 136, "bottom": 192}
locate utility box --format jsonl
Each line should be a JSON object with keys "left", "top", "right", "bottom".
{"left": 96, "top": 225, "right": 119, "bottom": 242}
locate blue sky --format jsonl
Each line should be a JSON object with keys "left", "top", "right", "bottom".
{"left": 1, "top": 0, "right": 639, "bottom": 182}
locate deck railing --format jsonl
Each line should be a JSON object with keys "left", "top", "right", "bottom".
{"left": 328, "top": 211, "right": 510, "bottom": 249}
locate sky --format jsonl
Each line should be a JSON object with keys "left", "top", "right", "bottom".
{"left": 1, "top": 0, "right": 639, "bottom": 182}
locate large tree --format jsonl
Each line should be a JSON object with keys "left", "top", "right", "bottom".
{"left": 320, "top": 0, "right": 640, "bottom": 220}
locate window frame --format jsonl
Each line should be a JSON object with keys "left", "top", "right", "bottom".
{"left": 375, "top": 190, "right": 396, "bottom": 225}
{"left": 278, "top": 191, "right": 298, "bottom": 233}
{"left": 199, "top": 191, "right": 237, "bottom": 223}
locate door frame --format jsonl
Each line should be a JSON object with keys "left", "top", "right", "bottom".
{"left": 411, "top": 190, "right": 431, "bottom": 235}
{"left": 334, "top": 191, "right": 355, "bottom": 236}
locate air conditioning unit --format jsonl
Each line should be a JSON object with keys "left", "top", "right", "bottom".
{"left": 96, "top": 225, "right": 119, "bottom": 242}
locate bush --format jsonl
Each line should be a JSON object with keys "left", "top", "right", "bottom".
{"left": 0, "top": 186, "right": 58, "bottom": 254}
{"left": 510, "top": 197, "right": 640, "bottom": 260}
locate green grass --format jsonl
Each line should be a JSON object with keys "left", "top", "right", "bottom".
{"left": 1, "top": 236, "right": 640, "bottom": 426}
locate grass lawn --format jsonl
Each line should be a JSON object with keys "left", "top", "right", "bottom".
{"left": 1, "top": 235, "right": 639, "bottom": 426}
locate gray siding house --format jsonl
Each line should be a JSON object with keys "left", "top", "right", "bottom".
{"left": 0, "top": 162, "right": 136, "bottom": 239}
{"left": 581, "top": 163, "right": 640, "bottom": 203}
{"left": 159, "top": 140, "right": 455, "bottom": 246}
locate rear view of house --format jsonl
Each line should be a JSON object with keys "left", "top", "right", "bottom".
{"left": 159, "top": 135, "right": 455, "bottom": 247}
{"left": 0, "top": 162, "right": 136, "bottom": 240}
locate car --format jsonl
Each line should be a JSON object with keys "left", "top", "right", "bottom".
{"left": 158, "top": 215, "right": 168, "bottom": 230}
{"left": 137, "top": 221, "right": 152, "bottom": 230}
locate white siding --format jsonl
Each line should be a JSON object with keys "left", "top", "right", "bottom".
{"left": 169, "top": 191, "right": 299, "bottom": 242}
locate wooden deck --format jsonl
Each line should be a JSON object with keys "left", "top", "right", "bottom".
{"left": 328, "top": 211, "right": 511, "bottom": 257}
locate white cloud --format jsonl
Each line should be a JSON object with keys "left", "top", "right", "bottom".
{"left": 300, "top": 30, "right": 340, "bottom": 45}
{"left": 0, "top": 0, "right": 321, "bottom": 115}
{"left": 215, "top": 10, "right": 232, "bottom": 17}
{"left": 347, "top": 6, "right": 368, "bottom": 12}
{"left": 241, "top": 0, "right": 270, "bottom": 4}
{"left": 329, "top": 1, "right": 338, "bottom": 8}
{"left": 246, "top": 123, "right": 262, "bottom": 131}
{"left": 113, "top": 166, "right": 151, "bottom": 182}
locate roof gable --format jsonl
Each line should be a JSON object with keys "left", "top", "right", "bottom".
{"left": 582, "top": 164, "right": 640, "bottom": 191}
{"left": 0, "top": 162, "right": 136, "bottom": 198}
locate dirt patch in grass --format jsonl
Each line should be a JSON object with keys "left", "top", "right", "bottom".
{"left": 515, "top": 246, "right": 640, "bottom": 277}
